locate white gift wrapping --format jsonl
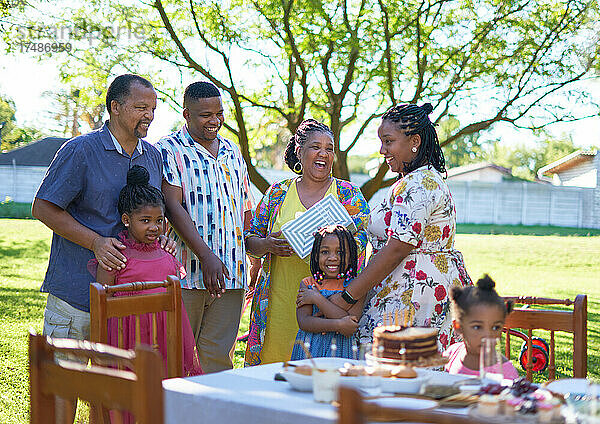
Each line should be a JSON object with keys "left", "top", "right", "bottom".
{"left": 281, "top": 193, "right": 356, "bottom": 259}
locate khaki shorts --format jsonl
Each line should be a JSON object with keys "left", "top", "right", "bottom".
{"left": 43, "top": 294, "right": 90, "bottom": 341}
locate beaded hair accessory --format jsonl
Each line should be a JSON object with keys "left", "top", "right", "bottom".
{"left": 313, "top": 271, "right": 325, "bottom": 283}
{"left": 313, "top": 267, "right": 354, "bottom": 284}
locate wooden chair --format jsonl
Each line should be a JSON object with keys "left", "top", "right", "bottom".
{"left": 503, "top": 294, "right": 587, "bottom": 381}
{"left": 337, "top": 386, "right": 480, "bottom": 424}
{"left": 90, "top": 275, "right": 183, "bottom": 379}
{"left": 29, "top": 332, "right": 163, "bottom": 424}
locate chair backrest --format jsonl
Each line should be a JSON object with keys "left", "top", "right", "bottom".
{"left": 29, "top": 332, "right": 163, "bottom": 424}
{"left": 337, "top": 386, "right": 481, "bottom": 424}
{"left": 502, "top": 294, "right": 587, "bottom": 381}
{"left": 90, "top": 275, "right": 183, "bottom": 378}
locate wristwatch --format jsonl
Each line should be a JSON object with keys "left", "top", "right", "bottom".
{"left": 341, "top": 289, "right": 358, "bottom": 305}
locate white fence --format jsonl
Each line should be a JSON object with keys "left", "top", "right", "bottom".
{"left": 1, "top": 165, "right": 598, "bottom": 228}
{"left": 0, "top": 165, "right": 47, "bottom": 203}
{"left": 448, "top": 180, "right": 597, "bottom": 228}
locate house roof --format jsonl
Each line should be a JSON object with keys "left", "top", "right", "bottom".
{"left": 537, "top": 149, "right": 597, "bottom": 177}
{"left": 447, "top": 162, "right": 512, "bottom": 178}
{"left": 0, "top": 137, "right": 68, "bottom": 166}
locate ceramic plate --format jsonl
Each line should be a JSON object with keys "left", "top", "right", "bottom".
{"left": 546, "top": 379, "right": 590, "bottom": 396}
{"left": 367, "top": 396, "right": 438, "bottom": 410}
{"left": 288, "top": 358, "right": 360, "bottom": 368}
{"left": 415, "top": 368, "right": 477, "bottom": 386}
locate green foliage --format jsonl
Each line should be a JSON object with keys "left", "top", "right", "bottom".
{"left": 439, "top": 116, "right": 485, "bottom": 168}
{"left": 485, "top": 136, "right": 579, "bottom": 180}
{"left": 0, "top": 96, "right": 17, "bottom": 134}
{"left": 0, "top": 96, "right": 44, "bottom": 151}
{"left": 347, "top": 155, "right": 371, "bottom": 174}
{"left": 0, "top": 0, "right": 25, "bottom": 17}
{"left": 45, "top": 86, "right": 106, "bottom": 137}
{"left": 5, "top": 0, "right": 599, "bottom": 197}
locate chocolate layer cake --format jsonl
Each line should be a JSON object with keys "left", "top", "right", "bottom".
{"left": 372, "top": 326, "right": 439, "bottom": 360}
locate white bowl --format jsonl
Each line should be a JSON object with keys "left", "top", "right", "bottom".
{"left": 281, "top": 370, "right": 313, "bottom": 392}
{"left": 380, "top": 373, "right": 430, "bottom": 394}
{"left": 337, "top": 375, "right": 363, "bottom": 389}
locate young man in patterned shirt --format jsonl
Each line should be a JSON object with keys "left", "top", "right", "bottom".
{"left": 157, "top": 82, "right": 253, "bottom": 373}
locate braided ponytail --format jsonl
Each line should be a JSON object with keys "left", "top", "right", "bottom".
{"left": 117, "top": 165, "right": 165, "bottom": 215}
{"left": 381, "top": 103, "right": 446, "bottom": 174}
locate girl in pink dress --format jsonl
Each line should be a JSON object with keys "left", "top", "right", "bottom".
{"left": 443, "top": 275, "right": 519, "bottom": 380}
{"left": 95, "top": 165, "right": 202, "bottom": 378}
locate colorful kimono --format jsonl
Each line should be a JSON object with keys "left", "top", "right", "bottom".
{"left": 244, "top": 178, "right": 370, "bottom": 366}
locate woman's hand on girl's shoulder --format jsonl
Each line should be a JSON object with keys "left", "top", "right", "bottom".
{"left": 327, "top": 292, "right": 352, "bottom": 311}
{"left": 336, "top": 315, "right": 359, "bottom": 337}
{"left": 159, "top": 235, "right": 177, "bottom": 255}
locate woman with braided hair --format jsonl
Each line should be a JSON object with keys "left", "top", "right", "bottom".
{"left": 244, "top": 119, "right": 370, "bottom": 366}
{"left": 331, "top": 103, "right": 473, "bottom": 349}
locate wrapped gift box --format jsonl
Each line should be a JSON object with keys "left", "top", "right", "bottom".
{"left": 281, "top": 193, "right": 356, "bottom": 259}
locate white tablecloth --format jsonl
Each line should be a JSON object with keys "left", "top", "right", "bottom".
{"left": 163, "top": 358, "right": 468, "bottom": 424}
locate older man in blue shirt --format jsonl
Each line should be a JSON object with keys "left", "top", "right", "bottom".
{"left": 32, "top": 74, "right": 170, "bottom": 343}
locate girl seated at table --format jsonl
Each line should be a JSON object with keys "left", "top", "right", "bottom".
{"left": 291, "top": 225, "right": 364, "bottom": 359}
{"left": 443, "top": 275, "right": 519, "bottom": 379}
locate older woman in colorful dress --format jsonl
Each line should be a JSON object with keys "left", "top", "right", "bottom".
{"left": 244, "top": 119, "right": 370, "bottom": 366}
{"left": 331, "top": 103, "right": 472, "bottom": 350}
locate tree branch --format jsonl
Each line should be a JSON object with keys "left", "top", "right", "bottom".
{"left": 377, "top": 0, "right": 395, "bottom": 104}
{"left": 344, "top": 112, "right": 381, "bottom": 154}
{"left": 360, "top": 162, "right": 394, "bottom": 200}
{"left": 411, "top": 1, "right": 426, "bottom": 103}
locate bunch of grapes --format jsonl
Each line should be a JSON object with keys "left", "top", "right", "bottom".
{"left": 510, "top": 378, "right": 537, "bottom": 396}
{"left": 518, "top": 399, "right": 538, "bottom": 414}
{"left": 478, "top": 383, "right": 504, "bottom": 395}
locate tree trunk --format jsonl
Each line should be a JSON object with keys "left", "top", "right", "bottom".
{"left": 360, "top": 162, "right": 392, "bottom": 201}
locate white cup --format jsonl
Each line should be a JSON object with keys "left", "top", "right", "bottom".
{"left": 312, "top": 366, "right": 340, "bottom": 403}
{"left": 359, "top": 368, "right": 382, "bottom": 396}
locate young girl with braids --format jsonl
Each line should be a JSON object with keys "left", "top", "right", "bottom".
{"left": 290, "top": 225, "right": 364, "bottom": 359}
{"left": 443, "top": 275, "right": 518, "bottom": 379}
{"left": 328, "top": 103, "right": 473, "bottom": 350}
{"left": 92, "top": 165, "right": 202, "bottom": 377}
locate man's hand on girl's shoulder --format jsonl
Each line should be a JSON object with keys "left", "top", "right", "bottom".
{"left": 92, "top": 236, "right": 126, "bottom": 272}
{"left": 159, "top": 235, "right": 177, "bottom": 255}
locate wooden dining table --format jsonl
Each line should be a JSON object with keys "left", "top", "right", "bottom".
{"left": 162, "top": 357, "right": 472, "bottom": 424}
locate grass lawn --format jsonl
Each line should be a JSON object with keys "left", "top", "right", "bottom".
{"left": 1, "top": 219, "right": 599, "bottom": 423}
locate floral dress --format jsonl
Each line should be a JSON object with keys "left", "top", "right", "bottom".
{"left": 357, "top": 166, "right": 472, "bottom": 350}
